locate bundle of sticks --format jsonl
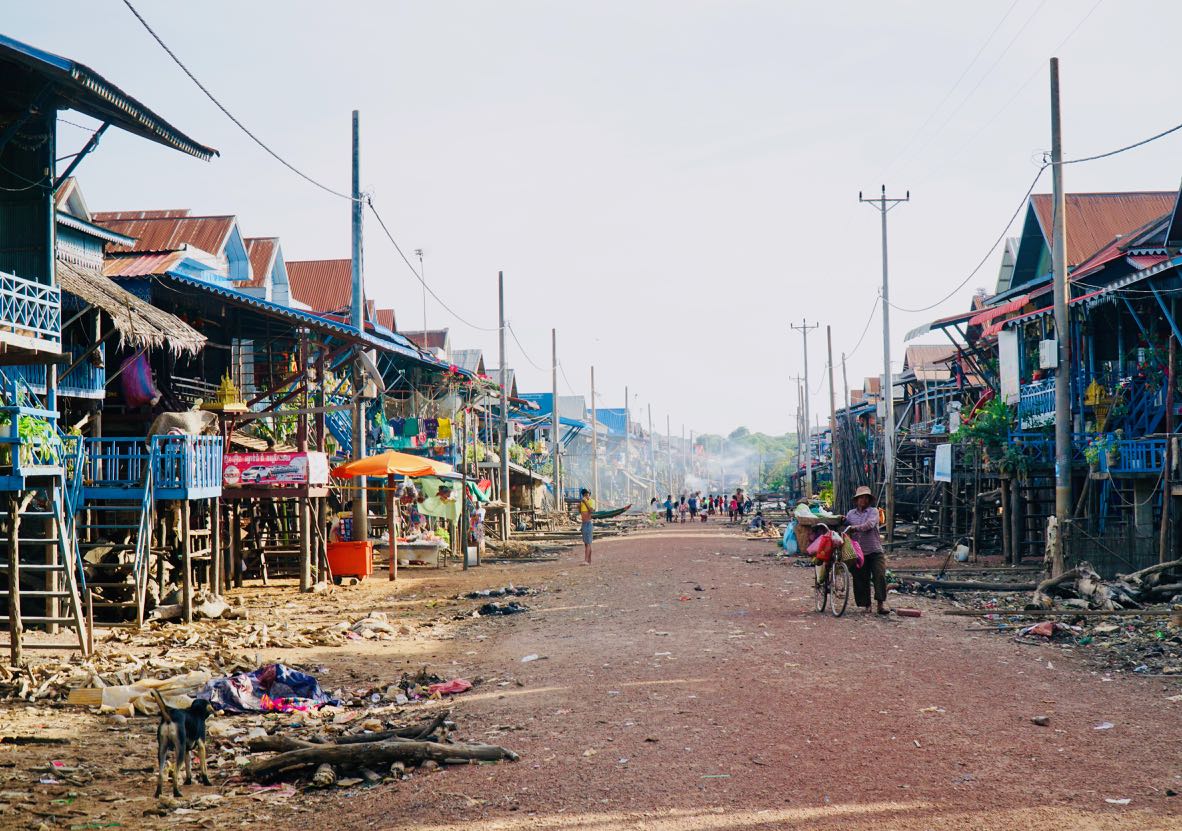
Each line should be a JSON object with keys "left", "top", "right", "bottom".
{"left": 1033, "top": 558, "right": 1182, "bottom": 611}
{"left": 243, "top": 710, "right": 518, "bottom": 784}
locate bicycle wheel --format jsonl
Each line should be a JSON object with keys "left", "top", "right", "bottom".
{"left": 814, "top": 565, "right": 828, "bottom": 613}
{"left": 830, "top": 561, "right": 851, "bottom": 617}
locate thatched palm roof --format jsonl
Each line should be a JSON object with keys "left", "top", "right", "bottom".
{"left": 57, "top": 259, "right": 204, "bottom": 355}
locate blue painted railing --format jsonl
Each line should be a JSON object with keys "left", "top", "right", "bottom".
{"left": 1018, "top": 379, "right": 1056, "bottom": 429}
{"left": 83, "top": 435, "right": 223, "bottom": 499}
{"left": 1109, "top": 438, "right": 1166, "bottom": 475}
{"left": 0, "top": 270, "right": 61, "bottom": 352}
{"left": 1007, "top": 431, "right": 1167, "bottom": 474}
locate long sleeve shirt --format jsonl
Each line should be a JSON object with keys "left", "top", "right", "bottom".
{"left": 845, "top": 506, "right": 884, "bottom": 555}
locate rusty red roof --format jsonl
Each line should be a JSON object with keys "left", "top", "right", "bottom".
{"left": 286, "top": 258, "right": 354, "bottom": 312}
{"left": 1030, "top": 192, "right": 1175, "bottom": 267}
{"left": 402, "top": 329, "right": 449, "bottom": 350}
{"left": 243, "top": 237, "right": 278, "bottom": 288}
{"left": 93, "top": 209, "right": 192, "bottom": 221}
{"left": 102, "top": 251, "right": 186, "bottom": 277}
{"left": 376, "top": 308, "right": 395, "bottom": 330}
{"left": 94, "top": 214, "right": 235, "bottom": 255}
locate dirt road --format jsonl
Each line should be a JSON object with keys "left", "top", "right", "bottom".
{"left": 4, "top": 526, "right": 1180, "bottom": 830}
{"left": 307, "top": 528, "right": 1182, "bottom": 830}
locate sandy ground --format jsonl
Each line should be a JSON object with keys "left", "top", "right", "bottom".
{"left": 2, "top": 525, "right": 1181, "bottom": 830}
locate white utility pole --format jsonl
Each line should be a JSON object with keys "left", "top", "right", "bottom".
{"left": 498, "top": 271, "right": 510, "bottom": 539}
{"left": 860, "top": 184, "right": 909, "bottom": 542}
{"left": 790, "top": 320, "right": 819, "bottom": 498}
{"left": 350, "top": 110, "right": 367, "bottom": 540}
{"left": 551, "top": 328, "right": 561, "bottom": 503}
{"left": 415, "top": 248, "right": 426, "bottom": 335}
{"left": 1050, "top": 58, "right": 1070, "bottom": 577}
{"left": 590, "top": 366, "right": 599, "bottom": 501}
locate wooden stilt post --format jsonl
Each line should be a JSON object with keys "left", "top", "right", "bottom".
{"left": 46, "top": 507, "right": 59, "bottom": 636}
{"left": 211, "top": 497, "right": 222, "bottom": 594}
{"left": 182, "top": 500, "right": 193, "bottom": 623}
{"left": 230, "top": 500, "right": 242, "bottom": 588}
{"left": 8, "top": 495, "right": 22, "bottom": 666}
{"left": 1160, "top": 335, "right": 1176, "bottom": 563}
{"left": 1010, "top": 478, "right": 1023, "bottom": 565}
{"left": 299, "top": 497, "right": 311, "bottom": 592}
{"left": 1000, "top": 476, "right": 1012, "bottom": 565}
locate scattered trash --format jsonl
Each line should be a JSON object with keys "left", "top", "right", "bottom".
{"left": 1031, "top": 715, "right": 1050, "bottom": 726}
{"left": 203, "top": 664, "right": 337, "bottom": 714}
{"left": 475, "top": 602, "right": 529, "bottom": 617}
{"left": 1105, "top": 798, "right": 1131, "bottom": 805}
{"left": 425, "top": 679, "right": 472, "bottom": 697}
{"left": 464, "top": 585, "right": 534, "bottom": 599}
{"left": 895, "top": 608, "right": 922, "bottom": 618}
{"left": 521, "top": 654, "right": 540, "bottom": 663}
{"left": 1094, "top": 722, "right": 1115, "bottom": 730}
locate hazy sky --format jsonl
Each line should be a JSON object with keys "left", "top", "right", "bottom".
{"left": 10, "top": 1, "right": 1181, "bottom": 435}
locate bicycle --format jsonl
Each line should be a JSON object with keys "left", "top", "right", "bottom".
{"left": 813, "top": 528, "right": 851, "bottom": 617}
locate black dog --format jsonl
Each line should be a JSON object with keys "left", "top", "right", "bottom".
{"left": 152, "top": 690, "right": 214, "bottom": 798}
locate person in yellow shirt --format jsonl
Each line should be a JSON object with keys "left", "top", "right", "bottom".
{"left": 578, "top": 488, "right": 595, "bottom": 565}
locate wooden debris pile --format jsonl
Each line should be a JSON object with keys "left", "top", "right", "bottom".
{"left": 242, "top": 709, "right": 518, "bottom": 786}
{"left": 1033, "top": 558, "right": 1182, "bottom": 611}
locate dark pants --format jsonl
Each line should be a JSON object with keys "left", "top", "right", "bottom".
{"left": 852, "top": 550, "right": 887, "bottom": 607}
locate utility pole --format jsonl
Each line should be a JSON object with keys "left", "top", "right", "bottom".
{"left": 415, "top": 248, "right": 426, "bottom": 336}
{"left": 681, "top": 425, "right": 687, "bottom": 491}
{"left": 624, "top": 386, "right": 631, "bottom": 506}
{"left": 551, "top": 328, "right": 561, "bottom": 504}
{"left": 666, "top": 414, "right": 674, "bottom": 496}
{"left": 590, "top": 366, "right": 599, "bottom": 501}
{"left": 498, "top": 271, "right": 510, "bottom": 539}
{"left": 827, "top": 325, "right": 839, "bottom": 509}
{"left": 790, "top": 320, "right": 819, "bottom": 498}
{"left": 349, "top": 110, "right": 367, "bottom": 540}
{"left": 860, "top": 184, "right": 909, "bottom": 543}
{"left": 648, "top": 404, "right": 655, "bottom": 495}
{"left": 1049, "top": 57, "right": 1070, "bottom": 577}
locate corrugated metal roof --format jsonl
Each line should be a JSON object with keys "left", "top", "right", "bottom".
{"left": 451, "top": 348, "right": 484, "bottom": 374}
{"left": 0, "top": 34, "right": 216, "bottom": 160}
{"left": 375, "top": 308, "right": 395, "bottom": 330}
{"left": 1030, "top": 192, "right": 1175, "bottom": 267}
{"left": 243, "top": 237, "right": 278, "bottom": 288}
{"left": 93, "top": 209, "right": 191, "bottom": 220}
{"left": 144, "top": 272, "right": 430, "bottom": 363}
{"left": 95, "top": 215, "right": 236, "bottom": 256}
{"left": 103, "top": 251, "right": 186, "bottom": 277}
{"left": 402, "top": 329, "right": 450, "bottom": 350}
{"left": 286, "top": 259, "right": 354, "bottom": 312}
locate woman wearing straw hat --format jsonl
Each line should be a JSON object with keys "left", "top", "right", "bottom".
{"left": 846, "top": 485, "right": 889, "bottom": 615}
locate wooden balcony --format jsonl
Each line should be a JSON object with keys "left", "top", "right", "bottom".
{"left": 83, "top": 435, "right": 223, "bottom": 500}
{"left": 0, "top": 270, "right": 61, "bottom": 354}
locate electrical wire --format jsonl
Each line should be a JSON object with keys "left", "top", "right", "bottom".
{"left": 557, "top": 362, "right": 578, "bottom": 395}
{"left": 926, "top": 0, "right": 1105, "bottom": 179}
{"left": 366, "top": 200, "right": 500, "bottom": 333}
{"left": 120, "top": 0, "right": 357, "bottom": 201}
{"left": 883, "top": 0, "right": 1020, "bottom": 172}
{"left": 907, "top": 0, "right": 1047, "bottom": 168}
{"left": 1062, "top": 119, "right": 1182, "bottom": 166}
{"left": 506, "top": 322, "right": 545, "bottom": 371}
{"left": 843, "top": 295, "right": 881, "bottom": 360}
{"left": 886, "top": 163, "right": 1048, "bottom": 314}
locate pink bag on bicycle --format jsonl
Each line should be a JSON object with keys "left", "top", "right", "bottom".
{"left": 846, "top": 536, "right": 865, "bottom": 568}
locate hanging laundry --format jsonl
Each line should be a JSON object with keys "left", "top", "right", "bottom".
{"left": 436, "top": 417, "right": 452, "bottom": 439}
{"left": 390, "top": 417, "right": 406, "bottom": 436}
{"left": 424, "top": 417, "right": 439, "bottom": 438}
{"left": 402, "top": 417, "right": 419, "bottom": 437}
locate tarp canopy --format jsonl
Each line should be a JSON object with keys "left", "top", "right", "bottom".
{"left": 331, "top": 450, "right": 452, "bottom": 479}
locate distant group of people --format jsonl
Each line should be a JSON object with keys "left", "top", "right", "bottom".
{"left": 649, "top": 489, "right": 755, "bottom": 525}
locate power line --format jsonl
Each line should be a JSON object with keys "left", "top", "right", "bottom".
{"left": 926, "top": 0, "right": 1105, "bottom": 180}
{"left": 887, "top": 163, "right": 1047, "bottom": 314}
{"left": 1062, "top": 118, "right": 1182, "bottom": 166}
{"left": 843, "top": 295, "right": 881, "bottom": 359}
{"left": 366, "top": 200, "right": 500, "bottom": 332}
{"left": 120, "top": 0, "right": 356, "bottom": 201}
{"left": 506, "top": 322, "right": 545, "bottom": 371}
{"left": 884, "top": 0, "right": 1020, "bottom": 172}
{"left": 906, "top": 0, "right": 1048, "bottom": 170}
{"left": 557, "top": 362, "right": 578, "bottom": 395}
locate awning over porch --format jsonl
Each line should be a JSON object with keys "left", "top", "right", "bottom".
{"left": 57, "top": 258, "right": 205, "bottom": 355}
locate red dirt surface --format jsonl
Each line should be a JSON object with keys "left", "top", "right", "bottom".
{"left": 304, "top": 528, "right": 1182, "bottom": 830}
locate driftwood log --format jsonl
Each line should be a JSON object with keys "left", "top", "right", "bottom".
{"left": 247, "top": 739, "right": 518, "bottom": 780}
{"left": 247, "top": 711, "right": 452, "bottom": 755}
{"left": 1118, "top": 557, "right": 1182, "bottom": 589}
{"left": 902, "top": 576, "right": 1038, "bottom": 592}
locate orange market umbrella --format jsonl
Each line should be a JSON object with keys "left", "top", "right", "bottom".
{"left": 329, "top": 451, "right": 455, "bottom": 581}
{"left": 330, "top": 450, "right": 452, "bottom": 479}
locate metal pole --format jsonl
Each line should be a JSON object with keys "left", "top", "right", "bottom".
{"left": 551, "top": 328, "right": 561, "bottom": 504}
{"left": 666, "top": 414, "right": 673, "bottom": 496}
{"left": 790, "top": 320, "right": 818, "bottom": 498}
{"left": 648, "top": 404, "right": 655, "bottom": 495}
{"left": 860, "top": 185, "right": 909, "bottom": 542}
{"left": 416, "top": 248, "right": 427, "bottom": 336}
{"left": 827, "top": 325, "right": 838, "bottom": 509}
{"left": 590, "top": 366, "right": 599, "bottom": 501}
{"left": 498, "top": 271, "right": 510, "bottom": 539}
{"left": 624, "top": 386, "right": 631, "bottom": 506}
{"left": 350, "top": 110, "right": 367, "bottom": 540}
{"left": 1050, "top": 57, "right": 1070, "bottom": 577}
